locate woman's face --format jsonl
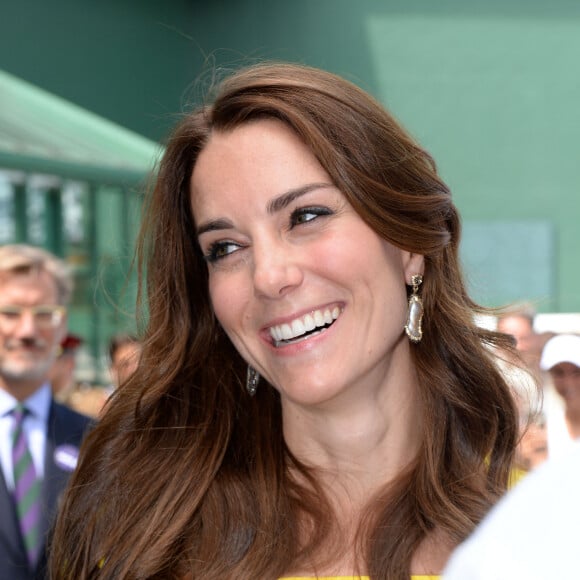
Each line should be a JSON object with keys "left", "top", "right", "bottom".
{"left": 191, "top": 119, "right": 423, "bottom": 408}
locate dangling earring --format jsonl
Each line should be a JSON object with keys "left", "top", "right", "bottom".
{"left": 246, "top": 365, "right": 260, "bottom": 396}
{"left": 404, "top": 274, "right": 424, "bottom": 343}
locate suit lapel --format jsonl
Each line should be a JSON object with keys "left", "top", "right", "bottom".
{"left": 43, "top": 402, "right": 82, "bottom": 534}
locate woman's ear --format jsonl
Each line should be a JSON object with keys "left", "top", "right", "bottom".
{"left": 403, "top": 252, "right": 425, "bottom": 285}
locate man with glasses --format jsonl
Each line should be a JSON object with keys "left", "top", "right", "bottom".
{"left": 0, "top": 244, "right": 91, "bottom": 580}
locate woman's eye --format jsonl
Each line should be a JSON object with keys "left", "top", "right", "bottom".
{"left": 290, "top": 206, "right": 332, "bottom": 227}
{"left": 204, "top": 241, "right": 242, "bottom": 263}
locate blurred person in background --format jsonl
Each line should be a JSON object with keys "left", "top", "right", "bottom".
{"left": 496, "top": 303, "right": 543, "bottom": 376}
{"left": 50, "top": 333, "right": 110, "bottom": 419}
{"left": 498, "top": 354, "right": 544, "bottom": 475}
{"left": 49, "top": 333, "right": 83, "bottom": 405}
{"left": 108, "top": 333, "right": 142, "bottom": 390}
{"left": 539, "top": 333, "right": 580, "bottom": 459}
{"left": 56, "top": 334, "right": 143, "bottom": 420}
{"left": 497, "top": 305, "right": 554, "bottom": 472}
{"left": 0, "top": 244, "right": 91, "bottom": 580}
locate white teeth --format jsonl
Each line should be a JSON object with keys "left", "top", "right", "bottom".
{"left": 291, "top": 318, "right": 306, "bottom": 336}
{"left": 269, "top": 307, "right": 341, "bottom": 344}
{"left": 280, "top": 323, "right": 293, "bottom": 340}
{"left": 303, "top": 313, "right": 316, "bottom": 332}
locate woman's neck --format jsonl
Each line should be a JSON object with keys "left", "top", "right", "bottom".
{"left": 279, "top": 358, "right": 435, "bottom": 576}
{"left": 282, "top": 372, "right": 423, "bottom": 500}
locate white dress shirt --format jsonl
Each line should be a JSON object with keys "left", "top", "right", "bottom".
{"left": 0, "top": 384, "right": 51, "bottom": 490}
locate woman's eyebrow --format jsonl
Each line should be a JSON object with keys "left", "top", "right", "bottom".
{"left": 196, "top": 218, "right": 234, "bottom": 236}
{"left": 196, "top": 182, "right": 334, "bottom": 236}
{"left": 266, "top": 182, "right": 333, "bottom": 215}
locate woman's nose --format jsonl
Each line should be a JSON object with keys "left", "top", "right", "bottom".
{"left": 252, "top": 240, "right": 304, "bottom": 298}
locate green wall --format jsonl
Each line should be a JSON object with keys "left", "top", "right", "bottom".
{"left": 2, "top": 0, "right": 579, "bottom": 311}
{"left": 1, "top": 0, "right": 198, "bottom": 141}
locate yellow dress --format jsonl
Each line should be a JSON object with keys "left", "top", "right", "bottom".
{"left": 281, "top": 576, "right": 439, "bottom": 579}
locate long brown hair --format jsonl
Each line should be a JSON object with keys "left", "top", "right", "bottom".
{"left": 50, "top": 63, "right": 517, "bottom": 579}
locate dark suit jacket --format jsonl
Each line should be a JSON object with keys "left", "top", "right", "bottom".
{"left": 0, "top": 401, "right": 92, "bottom": 580}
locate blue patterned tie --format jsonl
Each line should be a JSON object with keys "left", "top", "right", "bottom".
{"left": 11, "top": 403, "right": 42, "bottom": 568}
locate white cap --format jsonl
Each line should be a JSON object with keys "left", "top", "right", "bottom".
{"left": 540, "top": 334, "right": 580, "bottom": 371}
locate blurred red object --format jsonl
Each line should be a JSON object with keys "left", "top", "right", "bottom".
{"left": 60, "top": 333, "right": 83, "bottom": 352}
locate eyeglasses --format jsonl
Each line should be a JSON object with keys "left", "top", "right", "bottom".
{"left": 0, "top": 305, "right": 66, "bottom": 330}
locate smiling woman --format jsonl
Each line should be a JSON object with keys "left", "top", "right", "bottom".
{"left": 49, "top": 63, "right": 519, "bottom": 580}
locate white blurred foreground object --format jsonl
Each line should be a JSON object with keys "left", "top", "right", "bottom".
{"left": 539, "top": 334, "right": 580, "bottom": 371}
{"left": 534, "top": 313, "right": 580, "bottom": 335}
{"left": 443, "top": 440, "right": 580, "bottom": 580}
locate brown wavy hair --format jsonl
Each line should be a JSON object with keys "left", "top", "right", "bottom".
{"left": 49, "top": 62, "right": 518, "bottom": 579}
